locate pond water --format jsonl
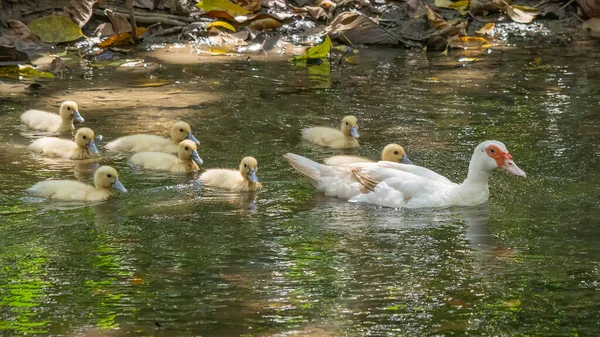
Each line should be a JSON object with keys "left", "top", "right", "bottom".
{"left": 1, "top": 39, "right": 599, "bottom": 337}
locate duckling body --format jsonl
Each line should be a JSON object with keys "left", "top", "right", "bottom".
{"left": 130, "top": 140, "right": 203, "bottom": 173}
{"left": 21, "top": 101, "right": 84, "bottom": 132}
{"left": 302, "top": 116, "right": 360, "bottom": 149}
{"left": 29, "top": 128, "right": 99, "bottom": 160}
{"left": 106, "top": 121, "right": 199, "bottom": 154}
{"left": 324, "top": 144, "right": 413, "bottom": 166}
{"left": 200, "top": 157, "right": 262, "bottom": 192}
{"left": 27, "top": 166, "right": 127, "bottom": 201}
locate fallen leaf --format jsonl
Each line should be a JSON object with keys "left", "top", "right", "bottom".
{"left": 264, "top": 0, "right": 286, "bottom": 9}
{"left": 134, "top": 0, "right": 158, "bottom": 10}
{"left": 207, "top": 21, "right": 237, "bottom": 32}
{"left": 435, "top": 0, "right": 470, "bottom": 15}
{"left": 470, "top": 0, "right": 507, "bottom": 15}
{"left": 94, "top": 22, "right": 116, "bottom": 37}
{"left": 106, "top": 11, "right": 132, "bottom": 33}
{"left": 0, "top": 20, "right": 41, "bottom": 50}
{"left": 28, "top": 15, "right": 84, "bottom": 43}
{"left": 0, "top": 46, "right": 30, "bottom": 65}
{"left": 248, "top": 17, "right": 283, "bottom": 30}
{"left": 449, "top": 36, "right": 491, "bottom": 49}
{"left": 323, "top": 12, "right": 396, "bottom": 45}
{"left": 298, "top": 6, "right": 331, "bottom": 20}
{"left": 426, "top": 5, "right": 467, "bottom": 37}
{"left": 290, "top": 36, "right": 332, "bottom": 62}
{"left": 235, "top": 0, "right": 262, "bottom": 12}
{"left": 98, "top": 27, "right": 147, "bottom": 47}
{"left": 408, "top": 0, "right": 428, "bottom": 18}
{"left": 0, "top": 65, "right": 55, "bottom": 79}
{"left": 196, "top": 0, "right": 250, "bottom": 16}
{"left": 577, "top": 0, "right": 600, "bottom": 18}
{"left": 475, "top": 22, "right": 495, "bottom": 35}
{"left": 204, "top": 10, "right": 238, "bottom": 21}
{"left": 505, "top": 3, "right": 538, "bottom": 23}
{"left": 512, "top": 4, "right": 539, "bottom": 11}
{"left": 135, "top": 79, "right": 173, "bottom": 87}
{"left": 63, "top": 0, "right": 99, "bottom": 27}
{"left": 582, "top": 18, "right": 600, "bottom": 38}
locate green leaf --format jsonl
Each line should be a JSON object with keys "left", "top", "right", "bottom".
{"left": 289, "top": 36, "right": 332, "bottom": 62}
{"left": 196, "top": 0, "right": 250, "bottom": 16}
{"left": 0, "top": 65, "right": 55, "bottom": 79}
{"left": 28, "top": 15, "right": 84, "bottom": 43}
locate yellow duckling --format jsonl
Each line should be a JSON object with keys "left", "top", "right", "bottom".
{"left": 130, "top": 140, "right": 203, "bottom": 173}
{"left": 26, "top": 166, "right": 127, "bottom": 201}
{"left": 324, "top": 144, "right": 414, "bottom": 166}
{"left": 28, "top": 127, "right": 99, "bottom": 160}
{"left": 105, "top": 121, "right": 200, "bottom": 154}
{"left": 301, "top": 116, "right": 360, "bottom": 149}
{"left": 21, "top": 101, "right": 84, "bottom": 132}
{"left": 200, "top": 156, "right": 262, "bottom": 191}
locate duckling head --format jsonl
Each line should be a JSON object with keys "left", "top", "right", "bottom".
{"left": 178, "top": 140, "right": 203, "bottom": 166}
{"left": 341, "top": 116, "right": 359, "bottom": 138}
{"left": 60, "top": 101, "right": 84, "bottom": 123}
{"left": 382, "top": 143, "right": 413, "bottom": 164}
{"left": 94, "top": 166, "right": 127, "bottom": 192}
{"left": 239, "top": 156, "right": 259, "bottom": 183}
{"left": 75, "top": 127, "right": 99, "bottom": 154}
{"left": 171, "top": 121, "right": 200, "bottom": 145}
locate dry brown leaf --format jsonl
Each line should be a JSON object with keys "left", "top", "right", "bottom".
{"left": 470, "top": 0, "right": 508, "bottom": 15}
{"left": 63, "top": 0, "right": 99, "bottom": 27}
{"left": 475, "top": 22, "right": 495, "bottom": 35}
{"left": 93, "top": 22, "right": 116, "bottom": 37}
{"left": 323, "top": 12, "right": 396, "bottom": 45}
{"left": 298, "top": 5, "right": 331, "bottom": 20}
{"left": 582, "top": 18, "right": 600, "bottom": 37}
{"left": 426, "top": 5, "right": 448, "bottom": 29}
{"left": 449, "top": 36, "right": 491, "bottom": 49}
{"left": 426, "top": 5, "right": 467, "bottom": 37}
{"left": 506, "top": 3, "right": 538, "bottom": 23}
{"left": 315, "top": 0, "right": 337, "bottom": 9}
{"left": 407, "top": 0, "right": 427, "bottom": 18}
{"left": 107, "top": 11, "right": 132, "bottom": 33}
{"left": 248, "top": 17, "right": 283, "bottom": 30}
{"left": 98, "top": 27, "right": 147, "bottom": 47}
{"left": 263, "top": 0, "right": 286, "bottom": 9}
{"left": 235, "top": 0, "right": 262, "bottom": 12}
{"left": 576, "top": 0, "right": 600, "bottom": 18}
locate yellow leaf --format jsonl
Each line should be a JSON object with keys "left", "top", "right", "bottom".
{"left": 511, "top": 5, "right": 539, "bottom": 11}
{"left": 505, "top": 3, "right": 538, "bottom": 23}
{"left": 289, "top": 36, "right": 332, "bottom": 62}
{"left": 206, "top": 21, "right": 237, "bottom": 32}
{"left": 98, "top": 28, "right": 147, "bottom": 47}
{"left": 196, "top": 0, "right": 250, "bottom": 16}
{"left": 0, "top": 65, "right": 55, "bottom": 79}
{"left": 435, "top": 0, "right": 470, "bottom": 15}
{"left": 449, "top": 36, "right": 491, "bottom": 50}
{"left": 135, "top": 79, "right": 173, "bottom": 87}
{"left": 28, "top": 15, "right": 83, "bottom": 43}
{"left": 476, "top": 22, "right": 495, "bottom": 35}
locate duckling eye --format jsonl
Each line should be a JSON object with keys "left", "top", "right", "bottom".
{"left": 244, "top": 163, "right": 247, "bottom": 168}
{"left": 185, "top": 146, "right": 189, "bottom": 151}
{"left": 394, "top": 151, "right": 399, "bottom": 155}
{"left": 83, "top": 135, "right": 87, "bottom": 140}
{"left": 67, "top": 107, "right": 71, "bottom": 111}
{"left": 180, "top": 128, "right": 184, "bottom": 132}
{"left": 345, "top": 122, "right": 349, "bottom": 125}
{"left": 106, "top": 174, "right": 112, "bottom": 178}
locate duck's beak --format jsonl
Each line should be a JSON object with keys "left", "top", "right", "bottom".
{"left": 190, "top": 150, "right": 203, "bottom": 166}
{"left": 73, "top": 111, "right": 84, "bottom": 123}
{"left": 400, "top": 155, "right": 413, "bottom": 165}
{"left": 112, "top": 179, "right": 127, "bottom": 193}
{"left": 247, "top": 169, "right": 258, "bottom": 183}
{"left": 187, "top": 133, "right": 200, "bottom": 145}
{"left": 501, "top": 159, "right": 526, "bottom": 177}
{"left": 350, "top": 126, "right": 360, "bottom": 138}
{"left": 88, "top": 140, "right": 99, "bottom": 154}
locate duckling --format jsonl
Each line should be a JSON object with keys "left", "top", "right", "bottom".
{"left": 21, "top": 101, "right": 84, "bottom": 132}
{"left": 199, "top": 156, "right": 262, "bottom": 191}
{"left": 130, "top": 140, "right": 203, "bottom": 173}
{"left": 105, "top": 121, "right": 200, "bottom": 154}
{"left": 301, "top": 116, "right": 360, "bottom": 149}
{"left": 324, "top": 144, "right": 414, "bottom": 166}
{"left": 29, "top": 127, "right": 99, "bottom": 160}
{"left": 26, "top": 166, "right": 127, "bottom": 201}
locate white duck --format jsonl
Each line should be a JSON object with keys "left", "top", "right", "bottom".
{"left": 21, "top": 101, "right": 84, "bottom": 132}
{"left": 29, "top": 127, "right": 99, "bottom": 160}
{"left": 105, "top": 121, "right": 200, "bottom": 154}
{"left": 284, "top": 140, "right": 526, "bottom": 208}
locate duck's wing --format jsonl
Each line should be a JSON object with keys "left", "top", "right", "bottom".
{"left": 374, "top": 161, "right": 455, "bottom": 185}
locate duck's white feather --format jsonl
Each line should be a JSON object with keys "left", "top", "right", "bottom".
{"left": 324, "top": 155, "right": 372, "bottom": 166}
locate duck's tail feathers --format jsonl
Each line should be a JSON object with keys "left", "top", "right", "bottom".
{"left": 351, "top": 167, "right": 380, "bottom": 193}
{"left": 284, "top": 153, "right": 324, "bottom": 182}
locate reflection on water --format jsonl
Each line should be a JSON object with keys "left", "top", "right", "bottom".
{"left": 1, "top": 42, "right": 599, "bottom": 336}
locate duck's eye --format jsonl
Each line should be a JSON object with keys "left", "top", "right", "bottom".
{"left": 345, "top": 122, "right": 349, "bottom": 125}
{"left": 83, "top": 135, "right": 87, "bottom": 140}
{"left": 185, "top": 147, "right": 189, "bottom": 151}
{"left": 106, "top": 174, "right": 112, "bottom": 178}
{"left": 67, "top": 107, "right": 71, "bottom": 111}
{"left": 490, "top": 148, "right": 496, "bottom": 154}
{"left": 180, "top": 128, "right": 184, "bottom": 132}
{"left": 394, "top": 151, "right": 399, "bottom": 155}
{"left": 244, "top": 163, "right": 247, "bottom": 168}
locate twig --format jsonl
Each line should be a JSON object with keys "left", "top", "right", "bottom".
{"left": 97, "top": 6, "right": 198, "bottom": 23}
{"left": 570, "top": 11, "right": 584, "bottom": 22}
{"left": 93, "top": 9, "right": 188, "bottom": 26}
{"left": 126, "top": 0, "right": 138, "bottom": 41}
{"left": 559, "top": 0, "right": 575, "bottom": 10}
{"left": 534, "top": 0, "right": 547, "bottom": 8}
{"left": 155, "top": 26, "right": 184, "bottom": 37}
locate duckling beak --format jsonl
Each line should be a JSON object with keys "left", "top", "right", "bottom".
{"left": 350, "top": 126, "right": 360, "bottom": 138}
{"left": 112, "top": 179, "right": 127, "bottom": 193}
{"left": 73, "top": 111, "right": 84, "bottom": 123}
{"left": 88, "top": 140, "right": 99, "bottom": 154}
{"left": 247, "top": 169, "right": 258, "bottom": 183}
{"left": 190, "top": 150, "right": 203, "bottom": 166}
{"left": 400, "top": 155, "right": 413, "bottom": 165}
{"left": 187, "top": 133, "right": 200, "bottom": 145}
{"left": 501, "top": 159, "right": 526, "bottom": 177}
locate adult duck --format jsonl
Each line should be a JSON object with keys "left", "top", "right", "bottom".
{"left": 301, "top": 116, "right": 360, "bottom": 149}
{"left": 324, "top": 143, "right": 413, "bottom": 166}
{"left": 21, "top": 101, "right": 84, "bottom": 132}
{"left": 285, "top": 140, "right": 525, "bottom": 208}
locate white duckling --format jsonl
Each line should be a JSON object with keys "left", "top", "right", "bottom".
{"left": 28, "top": 127, "right": 99, "bottom": 160}
{"left": 130, "top": 140, "right": 203, "bottom": 173}
{"left": 284, "top": 141, "right": 525, "bottom": 208}
{"left": 105, "top": 121, "right": 200, "bottom": 154}
{"left": 27, "top": 165, "right": 127, "bottom": 201}
{"left": 301, "top": 116, "right": 360, "bottom": 149}
{"left": 200, "top": 156, "right": 262, "bottom": 191}
{"left": 324, "top": 143, "right": 413, "bottom": 166}
{"left": 21, "top": 101, "right": 84, "bottom": 132}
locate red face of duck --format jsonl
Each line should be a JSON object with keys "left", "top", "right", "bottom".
{"left": 485, "top": 144, "right": 526, "bottom": 177}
